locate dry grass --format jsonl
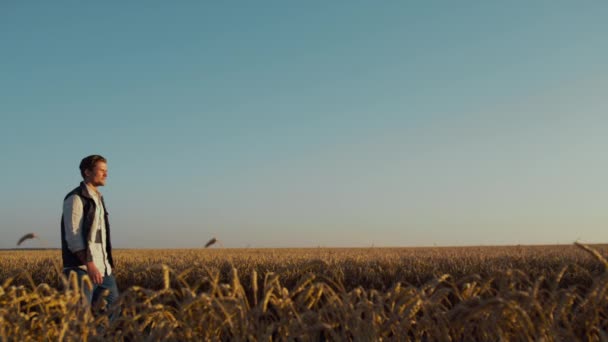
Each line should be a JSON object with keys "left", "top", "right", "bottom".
{"left": 1, "top": 244, "right": 607, "bottom": 341}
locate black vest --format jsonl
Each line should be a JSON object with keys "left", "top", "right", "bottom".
{"left": 60, "top": 182, "right": 114, "bottom": 268}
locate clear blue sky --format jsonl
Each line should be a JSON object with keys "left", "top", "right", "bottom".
{"left": 1, "top": 2, "right": 607, "bottom": 248}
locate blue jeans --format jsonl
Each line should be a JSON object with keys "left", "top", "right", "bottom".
{"left": 63, "top": 268, "right": 120, "bottom": 321}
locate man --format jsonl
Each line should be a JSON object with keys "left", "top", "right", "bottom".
{"left": 61, "top": 155, "right": 119, "bottom": 318}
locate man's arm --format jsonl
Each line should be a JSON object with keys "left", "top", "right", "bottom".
{"left": 63, "top": 194, "right": 89, "bottom": 263}
{"left": 63, "top": 195, "right": 102, "bottom": 284}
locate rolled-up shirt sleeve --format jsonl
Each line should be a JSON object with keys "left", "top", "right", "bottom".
{"left": 63, "top": 194, "right": 86, "bottom": 253}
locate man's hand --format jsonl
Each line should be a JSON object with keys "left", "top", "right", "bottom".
{"left": 86, "top": 261, "right": 103, "bottom": 285}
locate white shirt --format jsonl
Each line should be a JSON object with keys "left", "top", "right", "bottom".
{"left": 62, "top": 184, "right": 112, "bottom": 275}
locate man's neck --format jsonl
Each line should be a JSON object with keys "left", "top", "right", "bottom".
{"left": 85, "top": 182, "right": 100, "bottom": 195}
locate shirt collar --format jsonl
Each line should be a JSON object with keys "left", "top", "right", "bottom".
{"left": 84, "top": 183, "right": 102, "bottom": 200}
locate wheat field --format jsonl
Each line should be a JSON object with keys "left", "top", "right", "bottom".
{"left": 1, "top": 244, "right": 607, "bottom": 341}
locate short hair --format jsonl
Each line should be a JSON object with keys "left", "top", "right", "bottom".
{"left": 79, "top": 155, "right": 107, "bottom": 179}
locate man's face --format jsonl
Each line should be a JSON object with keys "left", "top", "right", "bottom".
{"left": 85, "top": 161, "right": 108, "bottom": 187}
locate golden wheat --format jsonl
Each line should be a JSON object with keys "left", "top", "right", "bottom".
{"left": 0, "top": 244, "right": 607, "bottom": 341}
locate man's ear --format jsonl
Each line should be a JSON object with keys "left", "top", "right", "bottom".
{"left": 84, "top": 168, "right": 91, "bottom": 180}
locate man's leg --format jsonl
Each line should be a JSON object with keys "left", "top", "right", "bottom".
{"left": 63, "top": 268, "right": 95, "bottom": 305}
{"left": 93, "top": 273, "right": 120, "bottom": 321}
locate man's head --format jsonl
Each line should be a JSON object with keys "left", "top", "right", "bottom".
{"left": 79, "top": 155, "right": 108, "bottom": 187}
